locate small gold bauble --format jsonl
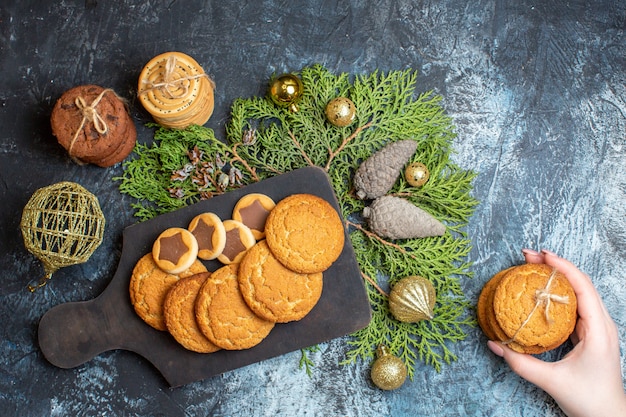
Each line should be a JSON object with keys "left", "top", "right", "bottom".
{"left": 268, "top": 73, "right": 304, "bottom": 112}
{"left": 370, "top": 345, "right": 407, "bottom": 390}
{"left": 405, "top": 162, "right": 430, "bottom": 187}
{"left": 388, "top": 275, "right": 436, "bottom": 323}
{"left": 325, "top": 97, "right": 356, "bottom": 127}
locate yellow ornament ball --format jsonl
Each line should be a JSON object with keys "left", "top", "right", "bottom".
{"left": 325, "top": 97, "right": 356, "bottom": 127}
{"left": 405, "top": 162, "right": 430, "bottom": 187}
{"left": 268, "top": 73, "right": 304, "bottom": 112}
{"left": 370, "top": 345, "right": 407, "bottom": 390}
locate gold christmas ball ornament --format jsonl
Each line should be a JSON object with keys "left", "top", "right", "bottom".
{"left": 389, "top": 275, "right": 436, "bottom": 323}
{"left": 268, "top": 73, "right": 304, "bottom": 112}
{"left": 325, "top": 97, "right": 356, "bottom": 127}
{"left": 370, "top": 345, "right": 407, "bottom": 390}
{"left": 405, "top": 162, "right": 430, "bottom": 187}
{"left": 20, "top": 181, "right": 106, "bottom": 291}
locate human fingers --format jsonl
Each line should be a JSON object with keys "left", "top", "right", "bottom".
{"left": 487, "top": 341, "right": 559, "bottom": 394}
{"left": 521, "top": 249, "right": 606, "bottom": 320}
{"left": 522, "top": 248, "right": 545, "bottom": 264}
{"left": 540, "top": 251, "right": 608, "bottom": 322}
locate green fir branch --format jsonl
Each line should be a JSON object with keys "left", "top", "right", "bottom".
{"left": 299, "top": 345, "right": 321, "bottom": 376}
{"left": 116, "top": 64, "right": 479, "bottom": 377}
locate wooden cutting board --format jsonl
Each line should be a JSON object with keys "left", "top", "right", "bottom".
{"left": 37, "top": 166, "right": 372, "bottom": 387}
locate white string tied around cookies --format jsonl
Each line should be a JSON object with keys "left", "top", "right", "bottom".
{"left": 140, "top": 55, "right": 212, "bottom": 99}
{"left": 503, "top": 268, "right": 570, "bottom": 346}
{"left": 68, "top": 88, "right": 113, "bottom": 161}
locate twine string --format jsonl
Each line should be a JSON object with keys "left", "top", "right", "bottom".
{"left": 139, "top": 55, "right": 212, "bottom": 99}
{"left": 503, "top": 268, "right": 570, "bottom": 346}
{"left": 67, "top": 88, "right": 113, "bottom": 158}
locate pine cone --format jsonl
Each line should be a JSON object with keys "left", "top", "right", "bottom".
{"left": 362, "top": 196, "right": 445, "bottom": 240}
{"left": 353, "top": 140, "right": 418, "bottom": 200}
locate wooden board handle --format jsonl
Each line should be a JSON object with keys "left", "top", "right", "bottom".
{"left": 38, "top": 299, "right": 118, "bottom": 368}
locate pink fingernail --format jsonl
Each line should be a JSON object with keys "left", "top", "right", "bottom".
{"left": 541, "top": 249, "right": 557, "bottom": 256}
{"left": 522, "top": 248, "right": 539, "bottom": 256}
{"left": 487, "top": 340, "right": 504, "bottom": 357}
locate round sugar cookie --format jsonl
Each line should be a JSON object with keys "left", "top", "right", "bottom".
{"left": 216, "top": 220, "right": 256, "bottom": 264}
{"left": 232, "top": 193, "right": 276, "bottom": 239}
{"left": 265, "top": 193, "right": 345, "bottom": 274}
{"left": 188, "top": 212, "right": 226, "bottom": 260}
{"left": 238, "top": 240, "right": 323, "bottom": 323}
{"left": 164, "top": 272, "right": 221, "bottom": 353}
{"left": 152, "top": 227, "right": 199, "bottom": 274}
{"left": 476, "top": 267, "right": 512, "bottom": 343}
{"left": 129, "top": 253, "right": 207, "bottom": 331}
{"left": 195, "top": 264, "right": 275, "bottom": 350}
{"left": 493, "top": 263, "right": 577, "bottom": 352}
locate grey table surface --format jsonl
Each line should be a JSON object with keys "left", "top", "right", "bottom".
{"left": 1, "top": 1, "right": 624, "bottom": 416}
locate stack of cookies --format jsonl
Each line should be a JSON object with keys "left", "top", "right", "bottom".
{"left": 129, "top": 193, "right": 345, "bottom": 353}
{"left": 477, "top": 263, "right": 578, "bottom": 354}
{"left": 137, "top": 51, "right": 215, "bottom": 129}
{"left": 50, "top": 85, "right": 136, "bottom": 167}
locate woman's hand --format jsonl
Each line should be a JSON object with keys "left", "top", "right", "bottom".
{"left": 487, "top": 249, "right": 626, "bottom": 417}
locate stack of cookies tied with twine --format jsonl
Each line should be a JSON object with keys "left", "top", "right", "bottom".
{"left": 137, "top": 51, "right": 215, "bottom": 129}
{"left": 50, "top": 85, "right": 136, "bottom": 167}
{"left": 477, "top": 263, "right": 578, "bottom": 354}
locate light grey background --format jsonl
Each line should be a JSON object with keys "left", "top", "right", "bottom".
{"left": 1, "top": 1, "right": 624, "bottom": 416}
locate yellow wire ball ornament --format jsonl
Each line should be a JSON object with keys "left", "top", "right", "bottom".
{"left": 20, "top": 181, "right": 106, "bottom": 292}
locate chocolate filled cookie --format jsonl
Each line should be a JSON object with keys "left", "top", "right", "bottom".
{"left": 232, "top": 193, "right": 276, "bottom": 240}
{"left": 152, "top": 227, "right": 199, "bottom": 274}
{"left": 216, "top": 220, "right": 256, "bottom": 265}
{"left": 188, "top": 212, "right": 226, "bottom": 261}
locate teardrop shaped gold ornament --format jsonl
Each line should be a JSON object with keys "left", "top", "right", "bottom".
{"left": 370, "top": 345, "right": 407, "bottom": 390}
{"left": 388, "top": 275, "right": 436, "bottom": 323}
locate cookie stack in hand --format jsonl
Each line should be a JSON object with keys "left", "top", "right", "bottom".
{"left": 477, "top": 263, "right": 578, "bottom": 354}
{"left": 129, "top": 193, "right": 345, "bottom": 353}
{"left": 51, "top": 85, "right": 136, "bottom": 167}
{"left": 137, "top": 51, "right": 215, "bottom": 129}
